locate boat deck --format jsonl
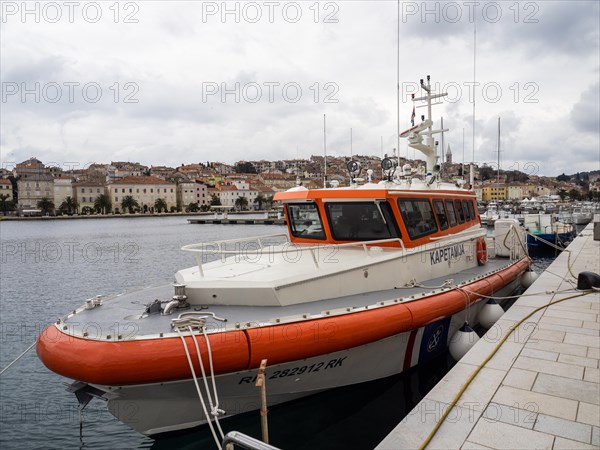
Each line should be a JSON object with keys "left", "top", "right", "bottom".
{"left": 60, "top": 257, "right": 522, "bottom": 340}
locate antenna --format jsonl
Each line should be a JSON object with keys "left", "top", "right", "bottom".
{"left": 470, "top": 8, "right": 477, "bottom": 189}
{"left": 323, "top": 114, "right": 327, "bottom": 188}
{"left": 396, "top": 0, "right": 401, "bottom": 161}
{"left": 462, "top": 127, "right": 465, "bottom": 181}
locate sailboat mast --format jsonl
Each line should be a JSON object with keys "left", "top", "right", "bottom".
{"left": 497, "top": 116, "right": 500, "bottom": 184}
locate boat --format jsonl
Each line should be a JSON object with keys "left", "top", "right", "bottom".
{"left": 36, "top": 76, "right": 530, "bottom": 440}
{"left": 481, "top": 201, "right": 500, "bottom": 226}
{"left": 524, "top": 213, "right": 575, "bottom": 253}
{"left": 572, "top": 205, "right": 593, "bottom": 225}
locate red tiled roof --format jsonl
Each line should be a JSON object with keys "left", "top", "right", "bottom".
{"left": 110, "top": 176, "right": 172, "bottom": 185}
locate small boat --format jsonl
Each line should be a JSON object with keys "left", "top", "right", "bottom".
{"left": 37, "top": 76, "right": 530, "bottom": 439}
{"left": 572, "top": 205, "right": 593, "bottom": 225}
{"left": 524, "top": 213, "right": 575, "bottom": 253}
{"left": 481, "top": 202, "right": 500, "bottom": 226}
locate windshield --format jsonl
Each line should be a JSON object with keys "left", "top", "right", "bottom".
{"left": 287, "top": 203, "right": 326, "bottom": 239}
{"left": 326, "top": 201, "right": 399, "bottom": 241}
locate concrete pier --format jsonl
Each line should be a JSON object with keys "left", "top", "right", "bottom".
{"left": 377, "top": 224, "right": 600, "bottom": 450}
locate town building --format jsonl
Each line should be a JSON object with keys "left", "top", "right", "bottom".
{"left": 15, "top": 158, "right": 54, "bottom": 209}
{"left": 73, "top": 181, "right": 108, "bottom": 211}
{"left": 110, "top": 176, "right": 176, "bottom": 213}
{"left": 53, "top": 177, "right": 73, "bottom": 209}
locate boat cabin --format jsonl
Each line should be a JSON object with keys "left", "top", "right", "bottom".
{"left": 274, "top": 183, "right": 481, "bottom": 249}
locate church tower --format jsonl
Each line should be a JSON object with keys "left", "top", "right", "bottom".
{"left": 445, "top": 144, "right": 452, "bottom": 164}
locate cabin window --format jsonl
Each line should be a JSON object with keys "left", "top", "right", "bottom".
{"left": 326, "top": 201, "right": 399, "bottom": 241}
{"left": 454, "top": 199, "right": 465, "bottom": 223}
{"left": 467, "top": 201, "right": 476, "bottom": 221}
{"left": 433, "top": 199, "right": 449, "bottom": 230}
{"left": 463, "top": 200, "right": 471, "bottom": 221}
{"left": 445, "top": 199, "right": 457, "bottom": 226}
{"left": 287, "top": 203, "right": 326, "bottom": 240}
{"left": 397, "top": 199, "right": 438, "bottom": 239}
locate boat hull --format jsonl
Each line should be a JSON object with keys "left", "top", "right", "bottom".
{"left": 95, "top": 279, "right": 522, "bottom": 436}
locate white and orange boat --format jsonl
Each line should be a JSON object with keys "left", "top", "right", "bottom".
{"left": 37, "top": 77, "right": 530, "bottom": 440}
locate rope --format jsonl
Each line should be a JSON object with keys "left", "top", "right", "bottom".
{"left": 175, "top": 325, "right": 222, "bottom": 449}
{"left": 187, "top": 325, "right": 225, "bottom": 439}
{"left": 0, "top": 341, "right": 36, "bottom": 376}
{"left": 418, "top": 290, "right": 595, "bottom": 450}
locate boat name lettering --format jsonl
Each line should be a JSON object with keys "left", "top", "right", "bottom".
{"left": 238, "top": 357, "right": 347, "bottom": 384}
{"left": 430, "top": 244, "right": 465, "bottom": 265}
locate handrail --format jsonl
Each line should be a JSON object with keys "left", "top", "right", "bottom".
{"left": 181, "top": 235, "right": 407, "bottom": 275}
{"left": 222, "top": 431, "right": 281, "bottom": 450}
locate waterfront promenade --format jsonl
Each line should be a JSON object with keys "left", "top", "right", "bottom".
{"left": 377, "top": 223, "right": 600, "bottom": 449}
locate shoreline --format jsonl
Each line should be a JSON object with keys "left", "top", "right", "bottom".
{"left": 0, "top": 211, "right": 274, "bottom": 222}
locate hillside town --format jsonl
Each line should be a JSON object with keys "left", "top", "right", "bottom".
{"left": 1, "top": 154, "right": 599, "bottom": 216}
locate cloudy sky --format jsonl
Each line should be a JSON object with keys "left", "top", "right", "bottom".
{"left": 1, "top": 1, "right": 599, "bottom": 176}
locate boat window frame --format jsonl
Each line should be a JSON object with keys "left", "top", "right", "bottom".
{"left": 397, "top": 198, "right": 439, "bottom": 240}
{"left": 463, "top": 199, "right": 471, "bottom": 221}
{"left": 325, "top": 200, "right": 400, "bottom": 242}
{"left": 286, "top": 202, "right": 327, "bottom": 240}
{"left": 454, "top": 199, "right": 466, "bottom": 224}
{"left": 432, "top": 199, "right": 449, "bottom": 230}
{"left": 445, "top": 199, "right": 458, "bottom": 226}
{"left": 467, "top": 200, "right": 476, "bottom": 222}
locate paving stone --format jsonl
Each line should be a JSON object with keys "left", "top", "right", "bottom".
{"left": 526, "top": 328, "right": 564, "bottom": 343}
{"left": 564, "top": 333, "right": 600, "bottom": 348}
{"left": 577, "top": 402, "right": 600, "bottom": 427}
{"left": 520, "top": 347, "right": 558, "bottom": 362}
{"left": 482, "top": 402, "right": 537, "bottom": 429}
{"left": 460, "top": 441, "right": 494, "bottom": 449}
{"left": 502, "top": 367, "right": 538, "bottom": 391}
{"left": 588, "top": 347, "right": 600, "bottom": 359}
{"left": 544, "top": 309, "right": 598, "bottom": 322}
{"left": 592, "top": 426, "right": 599, "bottom": 447}
{"left": 467, "top": 419, "right": 553, "bottom": 449}
{"left": 532, "top": 373, "right": 600, "bottom": 404}
{"left": 533, "top": 413, "right": 592, "bottom": 443}
{"left": 538, "top": 321, "right": 599, "bottom": 337}
{"left": 525, "top": 339, "right": 588, "bottom": 357}
{"left": 492, "top": 385, "right": 578, "bottom": 421}
{"left": 513, "top": 355, "right": 584, "bottom": 380}
{"left": 557, "top": 353, "right": 598, "bottom": 368}
{"left": 553, "top": 437, "right": 599, "bottom": 449}
{"left": 583, "top": 367, "right": 600, "bottom": 383}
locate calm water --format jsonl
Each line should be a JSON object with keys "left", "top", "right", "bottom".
{"left": 0, "top": 217, "right": 558, "bottom": 449}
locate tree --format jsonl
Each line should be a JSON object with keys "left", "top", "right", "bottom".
{"left": 37, "top": 197, "right": 55, "bottom": 215}
{"left": 185, "top": 202, "right": 199, "bottom": 212}
{"left": 235, "top": 196, "right": 248, "bottom": 211}
{"left": 121, "top": 195, "right": 139, "bottom": 214}
{"left": 265, "top": 195, "right": 274, "bottom": 209}
{"left": 254, "top": 194, "right": 266, "bottom": 210}
{"left": 80, "top": 206, "right": 94, "bottom": 215}
{"left": 558, "top": 189, "right": 567, "bottom": 201}
{"left": 154, "top": 198, "right": 168, "bottom": 213}
{"left": 210, "top": 194, "right": 221, "bottom": 206}
{"left": 59, "top": 196, "right": 79, "bottom": 215}
{"left": 234, "top": 162, "right": 257, "bottom": 173}
{"left": 93, "top": 194, "right": 112, "bottom": 214}
{"left": 0, "top": 194, "right": 15, "bottom": 215}
{"left": 556, "top": 173, "right": 570, "bottom": 182}
{"left": 568, "top": 189, "right": 582, "bottom": 201}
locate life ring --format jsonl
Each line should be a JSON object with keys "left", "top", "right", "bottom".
{"left": 477, "top": 237, "right": 487, "bottom": 265}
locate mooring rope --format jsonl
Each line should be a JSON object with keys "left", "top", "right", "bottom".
{"left": 0, "top": 341, "right": 37, "bottom": 376}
